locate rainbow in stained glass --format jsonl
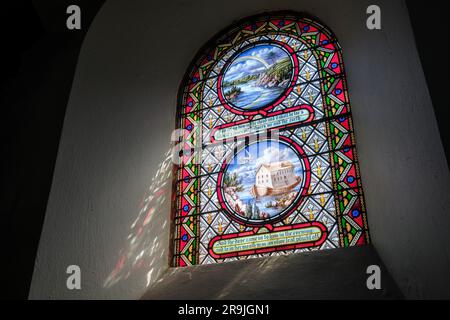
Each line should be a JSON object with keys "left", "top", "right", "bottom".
{"left": 172, "top": 12, "right": 369, "bottom": 267}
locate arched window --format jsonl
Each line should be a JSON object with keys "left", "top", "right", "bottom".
{"left": 172, "top": 11, "right": 369, "bottom": 267}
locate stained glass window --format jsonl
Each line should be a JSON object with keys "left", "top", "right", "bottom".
{"left": 172, "top": 12, "right": 369, "bottom": 267}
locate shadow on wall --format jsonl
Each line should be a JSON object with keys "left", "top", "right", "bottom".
{"left": 103, "top": 148, "right": 173, "bottom": 289}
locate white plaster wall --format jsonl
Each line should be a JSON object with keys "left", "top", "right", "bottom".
{"left": 29, "top": 0, "right": 450, "bottom": 299}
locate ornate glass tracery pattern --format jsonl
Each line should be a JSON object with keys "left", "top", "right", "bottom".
{"left": 172, "top": 12, "right": 369, "bottom": 267}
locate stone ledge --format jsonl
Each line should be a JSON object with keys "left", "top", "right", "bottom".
{"left": 142, "top": 244, "right": 403, "bottom": 299}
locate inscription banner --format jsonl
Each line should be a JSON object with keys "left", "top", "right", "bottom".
{"left": 213, "top": 108, "right": 311, "bottom": 141}
{"left": 209, "top": 222, "right": 327, "bottom": 258}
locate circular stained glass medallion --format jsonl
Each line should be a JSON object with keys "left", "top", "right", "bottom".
{"left": 220, "top": 43, "right": 293, "bottom": 111}
{"left": 219, "top": 139, "right": 308, "bottom": 225}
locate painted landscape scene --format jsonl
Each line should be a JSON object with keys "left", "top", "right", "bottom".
{"left": 222, "top": 141, "right": 304, "bottom": 221}
{"left": 222, "top": 44, "right": 293, "bottom": 110}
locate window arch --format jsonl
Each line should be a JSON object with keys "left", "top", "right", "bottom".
{"left": 172, "top": 11, "right": 369, "bottom": 267}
